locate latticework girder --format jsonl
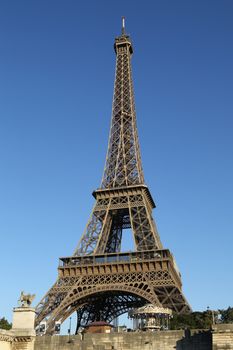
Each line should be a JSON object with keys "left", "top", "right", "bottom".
{"left": 74, "top": 292, "right": 146, "bottom": 331}
{"left": 35, "top": 250, "right": 191, "bottom": 333}
{"left": 101, "top": 39, "right": 144, "bottom": 189}
{"left": 74, "top": 186, "right": 162, "bottom": 255}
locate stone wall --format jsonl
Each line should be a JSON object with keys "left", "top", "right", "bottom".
{"left": 0, "top": 329, "right": 35, "bottom": 350}
{"left": 212, "top": 324, "right": 233, "bottom": 350}
{"left": 0, "top": 329, "right": 12, "bottom": 350}
{"left": 34, "top": 330, "right": 212, "bottom": 350}
{"left": 1, "top": 324, "right": 233, "bottom": 349}
{"left": 176, "top": 329, "right": 212, "bottom": 350}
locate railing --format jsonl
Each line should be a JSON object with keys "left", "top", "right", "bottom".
{"left": 59, "top": 249, "right": 171, "bottom": 267}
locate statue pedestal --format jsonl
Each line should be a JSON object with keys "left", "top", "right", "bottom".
{"left": 11, "top": 307, "right": 36, "bottom": 349}
{"left": 12, "top": 307, "right": 35, "bottom": 330}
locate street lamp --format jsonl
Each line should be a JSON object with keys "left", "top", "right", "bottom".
{"left": 68, "top": 317, "right": 72, "bottom": 343}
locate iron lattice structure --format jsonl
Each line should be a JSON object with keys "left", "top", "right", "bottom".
{"left": 35, "top": 22, "right": 191, "bottom": 334}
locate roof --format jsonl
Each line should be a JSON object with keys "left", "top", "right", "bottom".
{"left": 129, "top": 304, "right": 173, "bottom": 317}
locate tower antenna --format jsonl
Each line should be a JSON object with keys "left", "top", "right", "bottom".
{"left": 122, "top": 16, "right": 125, "bottom": 35}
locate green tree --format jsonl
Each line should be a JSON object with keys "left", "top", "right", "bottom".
{"left": 170, "top": 311, "right": 212, "bottom": 330}
{"left": 0, "top": 317, "right": 12, "bottom": 330}
{"left": 219, "top": 307, "right": 233, "bottom": 323}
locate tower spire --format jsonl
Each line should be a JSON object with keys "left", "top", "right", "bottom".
{"left": 122, "top": 16, "right": 125, "bottom": 35}
{"left": 101, "top": 20, "right": 143, "bottom": 189}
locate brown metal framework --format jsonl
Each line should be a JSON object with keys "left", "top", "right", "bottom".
{"left": 35, "top": 21, "right": 191, "bottom": 334}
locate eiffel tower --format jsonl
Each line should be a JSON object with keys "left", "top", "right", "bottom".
{"left": 35, "top": 19, "right": 191, "bottom": 334}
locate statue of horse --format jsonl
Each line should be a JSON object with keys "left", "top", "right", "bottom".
{"left": 18, "top": 291, "right": 35, "bottom": 307}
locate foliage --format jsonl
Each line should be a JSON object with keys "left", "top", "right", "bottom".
{"left": 219, "top": 307, "right": 233, "bottom": 323}
{"left": 0, "top": 317, "right": 12, "bottom": 330}
{"left": 170, "top": 311, "right": 213, "bottom": 330}
{"left": 170, "top": 307, "right": 233, "bottom": 330}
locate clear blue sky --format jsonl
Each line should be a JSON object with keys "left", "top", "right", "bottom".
{"left": 0, "top": 0, "right": 233, "bottom": 329}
